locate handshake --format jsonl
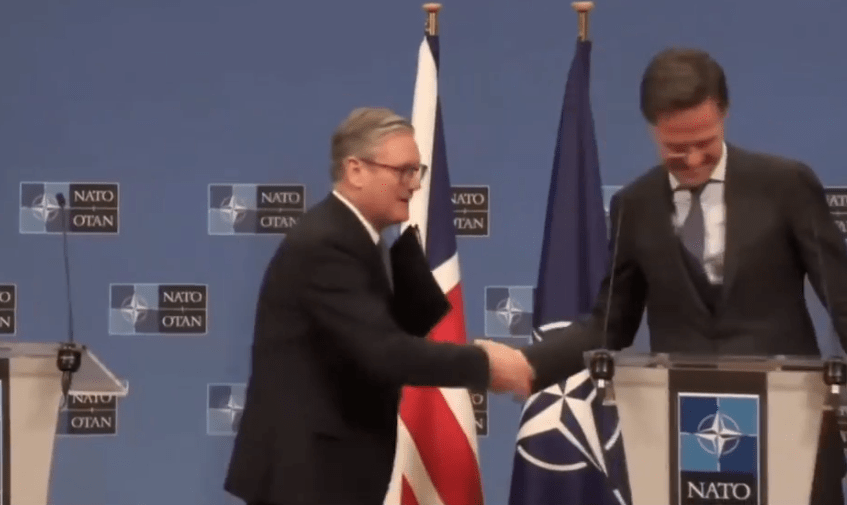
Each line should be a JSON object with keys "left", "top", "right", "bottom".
{"left": 473, "top": 339, "right": 535, "bottom": 400}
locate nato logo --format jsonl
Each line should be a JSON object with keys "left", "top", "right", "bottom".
{"left": 20, "top": 182, "right": 119, "bottom": 234}
{"left": 825, "top": 186, "right": 847, "bottom": 240}
{"left": 513, "top": 369, "right": 628, "bottom": 503}
{"left": 678, "top": 393, "right": 759, "bottom": 504}
{"left": 470, "top": 389, "right": 488, "bottom": 437}
{"left": 109, "top": 283, "right": 208, "bottom": 335}
{"left": 208, "top": 183, "right": 305, "bottom": 235}
{"left": 56, "top": 390, "right": 122, "bottom": 436}
{"left": 0, "top": 379, "right": 4, "bottom": 505}
{"left": 207, "top": 383, "right": 245, "bottom": 435}
{"left": 451, "top": 185, "right": 490, "bottom": 237}
{"left": 0, "top": 285, "right": 15, "bottom": 336}
{"left": 484, "top": 286, "right": 534, "bottom": 337}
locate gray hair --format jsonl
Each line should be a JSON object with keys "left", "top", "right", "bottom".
{"left": 330, "top": 107, "right": 414, "bottom": 182}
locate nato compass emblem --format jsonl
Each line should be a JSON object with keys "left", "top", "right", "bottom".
{"left": 207, "top": 383, "right": 245, "bottom": 435}
{"left": 484, "top": 286, "right": 534, "bottom": 337}
{"left": 695, "top": 412, "right": 743, "bottom": 456}
{"left": 511, "top": 321, "right": 629, "bottom": 505}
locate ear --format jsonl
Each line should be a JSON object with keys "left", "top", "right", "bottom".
{"left": 342, "top": 157, "right": 367, "bottom": 190}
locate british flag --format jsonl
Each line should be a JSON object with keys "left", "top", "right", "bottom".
{"left": 382, "top": 32, "right": 484, "bottom": 505}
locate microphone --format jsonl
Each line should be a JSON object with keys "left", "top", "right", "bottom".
{"left": 54, "top": 193, "right": 81, "bottom": 406}
{"left": 589, "top": 198, "right": 625, "bottom": 405}
{"left": 589, "top": 199, "right": 627, "bottom": 490}
{"left": 813, "top": 220, "right": 841, "bottom": 363}
{"left": 812, "top": 220, "right": 847, "bottom": 446}
{"left": 602, "top": 200, "right": 625, "bottom": 351}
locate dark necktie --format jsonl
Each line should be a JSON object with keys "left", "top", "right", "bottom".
{"left": 377, "top": 238, "right": 393, "bottom": 291}
{"left": 679, "top": 184, "right": 707, "bottom": 265}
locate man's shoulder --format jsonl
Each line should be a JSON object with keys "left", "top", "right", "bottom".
{"left": 614, "top": 164, "right": 666, "bottom": 202}
{"left": 281, "top": 193, "right": 368, "bottom": 256}
{"left": 287, "top": 195, "right": 337, "bottom": 241}
{"left": 728, "top": 144, "right": 813, "bottom": 177}
{"left": 725, "top": 144, "right": 831, "bottom": 202}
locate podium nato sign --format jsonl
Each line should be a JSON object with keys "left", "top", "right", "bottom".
{"left": 670, "top": 370, "right": 765, "bottom": 505}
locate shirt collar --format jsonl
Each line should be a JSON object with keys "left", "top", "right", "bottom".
{"left": 332, "top": 190, "right": 381, "bottom": 244}
{"left": 668, "top": 141, "right": 728, "bottom": 190}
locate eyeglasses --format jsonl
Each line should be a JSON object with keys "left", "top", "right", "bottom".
{"left": 360, "top": 158, "right": 428, "bottom": 183}
{"left": 662, "top": 137, "right": 720, "bottom": 159}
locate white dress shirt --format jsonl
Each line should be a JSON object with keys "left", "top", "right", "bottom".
{"left": 332, "top": 190, "right": 380, "bottom": 244}
{"left": 669, "top": 142, "right": 728, "bottom": 284}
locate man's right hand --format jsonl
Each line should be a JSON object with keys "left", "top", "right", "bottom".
{"left": 474, "top": 339, "right": 534, "bottom": 400}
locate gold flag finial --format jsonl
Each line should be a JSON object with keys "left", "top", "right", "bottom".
{"left": 572, "top": 1, "right": 595, "bottom": 41}
{"left": 423, "top": 3, "right": 442, "bottom": 36}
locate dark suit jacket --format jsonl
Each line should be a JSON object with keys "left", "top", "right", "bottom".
{"left": 525, "top": 144, "right": 847, "bottom": 385}
{"left": 224, "top": 193, "right": 490, "bottom": 505}
{"left": 522, "top": 144, "right": 847, "bottom": 502}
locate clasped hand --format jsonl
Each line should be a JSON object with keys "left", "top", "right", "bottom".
{"left": 474, "top": 339, "right": 534, "bottom": 400}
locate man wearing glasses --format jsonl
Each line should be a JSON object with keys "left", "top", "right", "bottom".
{"left": 518, "top": 48, "right": 847, "bottom": 505}
{"left": 224, "top": 107, "right": 532, "bottom": 505}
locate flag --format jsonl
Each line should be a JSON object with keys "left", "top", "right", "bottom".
{"left": 507, "top": 39, "right": 631, "bottom": 505}
{"left": 382, "top": 33, "right": 484, "bottom": 505}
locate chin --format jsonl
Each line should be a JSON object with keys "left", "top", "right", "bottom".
{"left": 675, "top": 171, "right": 708, "bottom": 187}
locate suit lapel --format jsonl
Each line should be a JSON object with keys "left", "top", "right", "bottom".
{"left": 325, "top": 194, "right": 392, "bottom": 294}
{"left": 718, "top": 146, "right": 749, "bottom": 308}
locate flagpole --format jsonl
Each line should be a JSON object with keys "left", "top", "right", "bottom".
{"left": 574, "top": 0, "right": 621, "bottom": 465}
{"left": 423, "top": 3, "right": 441, "bottom": 36}
{"left": 405, "top": 2, "right": 441, "bottom": 240}
{"left": 572, "top": 1, "right": 594, "bottom": 41}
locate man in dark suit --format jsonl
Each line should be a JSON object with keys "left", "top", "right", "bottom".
{"left": 519, "top": 48, "right": 847, "bottom": 504}
{"left": 224, "top": 107, "right": 533, "bottom": 505}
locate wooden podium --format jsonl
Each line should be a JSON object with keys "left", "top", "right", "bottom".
{"left": 585, "top": 350, "right": 841, "bottom": 505}
{"left": 0, "top": 342, "right": 128, "bottom": 505}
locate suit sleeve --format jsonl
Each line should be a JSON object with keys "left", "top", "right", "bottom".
{"left": 301, "top": 240, "right": 490, "bottom": 390}
{"left": 786, "top": 163, "right": 847, "bottom": 352}
{"left": 522, "top": 193, "right": 647, "bottom": 392}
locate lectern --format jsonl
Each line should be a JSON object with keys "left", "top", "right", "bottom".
{"left": 0, "top": 342, "right": 128, "bottom": 505}
{"left": 584, "top": 350, "right": 844, "bottom": 505}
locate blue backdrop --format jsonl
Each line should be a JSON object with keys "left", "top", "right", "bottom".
{"left": 1, "top": 1, "right": 846, "bottom": 504}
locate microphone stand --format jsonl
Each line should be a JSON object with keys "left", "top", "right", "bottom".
{"left": 54, "top": 193, "right": 81, "bottom": 408}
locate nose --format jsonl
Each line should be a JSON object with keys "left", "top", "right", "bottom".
{"left": 409, "top": 171, "right": 422, "bottom": 191}
{"left": 685, "top": 149, "right": 705, "bottom": 168}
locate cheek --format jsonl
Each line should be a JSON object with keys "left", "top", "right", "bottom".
{"left": 708, "top": 148, "right": 723, "bottom": 164}
{"left": 376, "top": 179, "right": 401, "bottom": 195}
